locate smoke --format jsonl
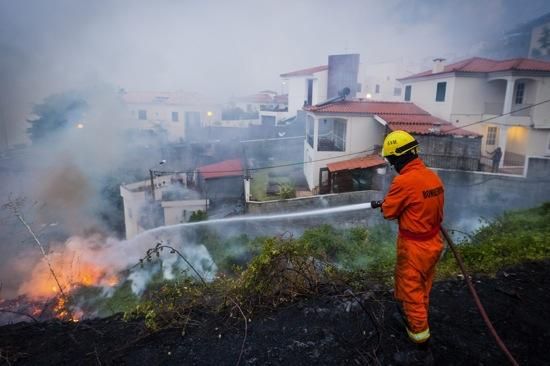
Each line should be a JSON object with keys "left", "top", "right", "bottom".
{"left": 1, "top": 0, "right": 549, "bottom": 147}
{"left": 16, "top": 227, "right": 218, "bottom": 299}
{"left": 1, "top": 0, "right": 549, "bottom": 299}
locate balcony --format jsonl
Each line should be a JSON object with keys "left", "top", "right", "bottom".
{"left": 484, "top": 102, "right": 503, "bottom": 115}
{"left": 511, "top": 104, "right": 532, "bottom": 117}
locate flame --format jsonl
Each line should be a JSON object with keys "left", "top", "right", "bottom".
{"left": 18, "top": 235, "right": 120, "bottom": 301}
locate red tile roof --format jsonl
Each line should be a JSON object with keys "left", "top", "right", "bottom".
{"left": 400, "top": 57, "right": 550, "bottom": 80}
{"left": 307, "top": 100, "right": 427, "bottom": 114}
{"left": 381, "top": 115, "right": 479, "bottom": 136}
{"left": 280, "top": 65, "right": 328, "bottom": 77}
{"left": 307, "top": 99, "right": 479, "bottom": 137}
{"left": 198, "top": 159, "right": 243, "bottom": 179}
{"left": 327, "top": 154, "right": 386, "bottom": 173}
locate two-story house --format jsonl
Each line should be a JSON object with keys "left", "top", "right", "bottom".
{"left": 303, "top": 99, "right": 479, "bottom": 192}
{"left": 122, "top": 91, "right": 221, "bottom": 142}
{"left": 398, "top": 57, "right": 550, "bottom": 169}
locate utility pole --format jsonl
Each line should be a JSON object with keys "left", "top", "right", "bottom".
{"left": 149, "top": 169, "right": 155, "bottom": 201}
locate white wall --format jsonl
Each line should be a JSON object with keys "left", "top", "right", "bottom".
{"left": 533, "top": 77, "right": 550, "bottom": 127}
{"left": 403, "top": 77, "right": 456, "bottom": 121}
{"left": 303, "top": 113, "right": 385, "bottom": 190}
{"left": 120, "top": 183, "right": 148, "bottom": 240}
{"left": 126, "top": 102, "right": 221, "bottom": 142}
{"left": 161, "top": 200, "right": 208, "bottom": 225}
{"left": 286, "top": 70, "right": 328, "bottom": 116}
{"left": 526, "top": 128, "right": 550, "bottom": 157}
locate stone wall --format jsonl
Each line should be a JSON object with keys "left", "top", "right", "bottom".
{"left": 429, "top": 156, "right": 550, "bottom": 231}
{"left": 416, "top": 134, "right": 482, "bottom": 171}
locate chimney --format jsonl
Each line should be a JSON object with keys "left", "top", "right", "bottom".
{"left": 432, "top": 58, "right": 446, "bottom": 74}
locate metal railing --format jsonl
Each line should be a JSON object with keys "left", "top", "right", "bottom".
{"left": 511, "top": 104, "right": 532, "bottom": 117}
{"left": 484, "top": 102, "right": 503, "bottom": 115}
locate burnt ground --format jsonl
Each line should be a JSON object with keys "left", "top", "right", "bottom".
{"left": 1, "top": 260, "right": 549, "bottom": 366}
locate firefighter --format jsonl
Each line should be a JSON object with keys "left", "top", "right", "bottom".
{"left": 372, "top": 130, "right": 444, "bottom": 347}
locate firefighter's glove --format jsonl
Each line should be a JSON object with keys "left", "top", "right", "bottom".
{"left": 370, "top": 200, "right": 383, "bottom": 209}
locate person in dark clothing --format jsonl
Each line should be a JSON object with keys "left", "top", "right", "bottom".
{"left": 488, "top": 147, "right": 502, "bottom": 173}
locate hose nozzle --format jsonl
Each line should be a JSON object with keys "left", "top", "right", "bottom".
{"left": 370, "top": 200, "right": 383, "bottom": 209}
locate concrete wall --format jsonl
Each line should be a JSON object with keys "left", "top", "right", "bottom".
{"left": 246, "top": 190, "right": 383, "bottom": 228}
{"left": 162, "top": 199, "right": 208, "bottom": 225}
{"left": 433, "top": 156, "right": 550, "bottom": 232}
{"left": 327, "top": 54, "right": 360, "bottom": 99}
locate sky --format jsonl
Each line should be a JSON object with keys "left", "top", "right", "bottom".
{"left": 1, "top": 0, "right": 549, "bottom": 146}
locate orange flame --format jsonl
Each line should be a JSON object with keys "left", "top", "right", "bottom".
{"left": 18, "top": 237, "right": 120, "bottom": 301}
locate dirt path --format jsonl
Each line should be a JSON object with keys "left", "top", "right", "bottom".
{"left": 1, "top": 260, "right": 549, "bottom": 365}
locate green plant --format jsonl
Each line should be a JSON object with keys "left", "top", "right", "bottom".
{"left": 278, "top": 183, "right": 296, "bottom": 199}
{"left": 189, "top": 210, "right": 208, "bottom": 222}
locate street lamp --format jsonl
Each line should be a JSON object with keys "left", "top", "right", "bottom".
{"left": 149, "top": 160, "right": 167, "bottom": 201}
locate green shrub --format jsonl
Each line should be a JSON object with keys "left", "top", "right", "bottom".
{"left": 278, "top": 183, "right": 296, "bottom": 199}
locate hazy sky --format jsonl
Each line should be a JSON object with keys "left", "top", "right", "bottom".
{"left": 1, "top": 0, "right": 549, "bottom": 146}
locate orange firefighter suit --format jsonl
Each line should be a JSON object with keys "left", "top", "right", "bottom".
{"left": 381, "top": 158, "right": 444, "bottom": 343}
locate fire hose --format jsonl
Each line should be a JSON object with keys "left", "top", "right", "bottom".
{"left": 370, "top": 200, "right": 519, "bottom": 365}
{"left": 440, "top": 228, "right": 519, "bottom": 366}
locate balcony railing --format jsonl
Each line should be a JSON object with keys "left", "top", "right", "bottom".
{"left": 511, "top": 104, "right": 532, "bottom": 117}
{"left": 484, "top": 102, "right": 503, "bottom": 115}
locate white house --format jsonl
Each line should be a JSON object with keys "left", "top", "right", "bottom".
{"left": 120, "top": 174, "right": 208, "bottom": 239}
{"left": 122, "top": 91, "right": 221, "bottom": 142}
{"left": 303, "top": 99, "right": 478, "bottom": 192}
{"left": 398, "top": 57, "right": 550, "bottom": 169}
{"left": 280, "top": 65, "right": 329, "bottom": 117}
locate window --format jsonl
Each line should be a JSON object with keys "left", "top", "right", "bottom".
{"left": 393, "top": 87, "right": 402, "bottom": 96}
{"left": 306, "top": 115, "right": 314, "bottom": 148}
{"left": 515, "top": 82, "right": 525, "bottom": 104}
{"left": 436, "top": 82, "right": 447, "bottom": 102}
{"left": 486, "top": 126, "right": 498, "bottom": 146}
{"left": 375, "top": 84, "right": 380, "bottom": 94}
{"left": 318, "top": 118, "right": 346, "bottom": 152}
{"left": 261, "top": 115, "right": 276, "bottom": 125}
{"left": 138, "top": 110, "right": 147, "bottom": 120}
{"left": 306, "top": 79, "right": 314, "bottom": 106}
{"left": 172, "top": 111, "right": 179, "bottom": 122}
{"left": 404, "top": 85, "right": 412, "bottom": 101}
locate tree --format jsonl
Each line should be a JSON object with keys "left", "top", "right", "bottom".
{"left": 27, "top": 91, "right": 87, "bottom": 143}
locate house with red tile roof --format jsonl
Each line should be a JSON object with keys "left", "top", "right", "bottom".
{"left": 197, "top": 159, "right": 245, "bottom": 202}
{"left": 398, "top": 57, "right": 550, "bottom": 171}
{"left": 303, "top": 99, "right": 481, "bottom": 192}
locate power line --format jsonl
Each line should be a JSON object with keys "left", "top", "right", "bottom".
{"left": 446, "top": 98, "right": 550, "bottom": 133}
{"left": 153, "top": 146, "right": 380, "bottom": 176}
{"left": 153, "top": 99, "right": 550, "bottom": 178}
